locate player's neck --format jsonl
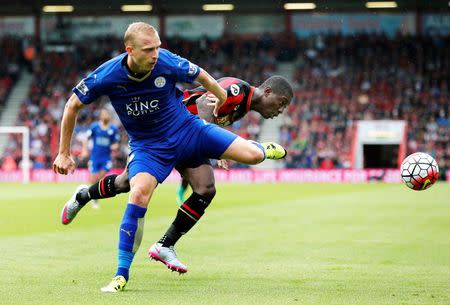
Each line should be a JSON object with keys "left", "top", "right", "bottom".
{"left": 126, "top": 57, "right": 150, "bottom": 77}
{"left": 100, "top": 121, "right": 109, "bottom": 129}
{"left": 249, "top": 87, "right": 263, "bottom": 112}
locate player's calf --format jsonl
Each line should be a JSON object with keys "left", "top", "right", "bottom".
{"left": 161, "top": 193, "right": 211, "bottom": 246}
{"left": 178, "top": 192, "right": 210, "bottom": 222}
{"left": 220, "top": 137, "right": 264, "bottom": 164}
{"left": 77, "top": 174, "right": 119, "bottom": 205}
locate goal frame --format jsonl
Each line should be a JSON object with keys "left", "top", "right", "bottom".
{"left": 0, "top": 126, "right": 30, "bottom": 183}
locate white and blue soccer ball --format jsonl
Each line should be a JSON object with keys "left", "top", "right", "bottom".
{"left": 400, "top": 152, "right": 439, "bottom": 191}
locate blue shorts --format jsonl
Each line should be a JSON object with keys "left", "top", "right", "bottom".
{"left": 88, "top": 159, "right": 112, "bottom": 174}
{"left": 127, "top": 119, "right": 237, "bottom": 183}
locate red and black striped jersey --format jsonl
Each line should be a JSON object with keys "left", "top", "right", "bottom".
{"left": 183, "top": 77, "right": 255, "bottom": 127}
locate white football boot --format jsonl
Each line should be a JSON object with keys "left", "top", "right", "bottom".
{"left": 61, "top": 184, "right": 89, "bottom": 225}
{"left": 148, "top": 243, "right": 188, "bottom": 274}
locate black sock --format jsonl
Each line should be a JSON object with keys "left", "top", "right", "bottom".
{"left": 88, "top": 174, "right": 118, "bottom": 200}
{"left": 159, "top": 224, "right": 183, "bottom": 247}
{"left": 159, "top": 193, "right": 211, "bottom": 247}
{"left": 76, "top": 188, "right": 91, "bottom": 206}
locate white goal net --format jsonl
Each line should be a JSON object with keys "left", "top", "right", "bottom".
{"left": 0, "top": 126, "right": 30, "bottom": 183}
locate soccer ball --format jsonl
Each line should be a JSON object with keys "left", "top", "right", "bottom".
{"left": 400, "top": 152, "right": 439, "bottom": 191}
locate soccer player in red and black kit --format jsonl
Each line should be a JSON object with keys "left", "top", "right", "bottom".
{"left": 174, "top": 76, "right": 291, "bottom": 201}
{"left": 62, "top": 75, "right": 293, "bottom": 273}
{"left": 185, "top": 76, "right": 279, "bottom": 126}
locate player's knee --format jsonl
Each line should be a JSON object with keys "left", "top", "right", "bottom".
{"left": 130, "top": 184, "right": 151, "bottom": 205}
{"left": 115, "top": 174, "right": 130, "bottom": 193}
{"left": 193, "top": 183, "right": 216, "bottom": 202}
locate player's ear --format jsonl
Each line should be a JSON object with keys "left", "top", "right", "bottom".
{"left": 264, "top": 86, "right": 272, "bottom": 96}
{"left": 125, "top": 45, "right": 133, "bottom": 55}
{"left": 284, "top": 95, "right": 293, "bottom": 105}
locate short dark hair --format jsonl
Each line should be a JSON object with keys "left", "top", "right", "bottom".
{"left": 260, "top": 75, "right": 293, "bottom": 101}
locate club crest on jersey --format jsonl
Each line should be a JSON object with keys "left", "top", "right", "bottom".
{"left": 188, "top": 62, "right": 198, "bottom": 76}
{"left": 75, "top": 80, "right": 89, "bottom": 95}
{"left": 126, "top": 96, "right": 160, "bottom": 116}
{"left": 154, "top": 77, "right": 166, "bottom": 88}
{"left": 230, "top": 84, "right": 240, "bottom": 96}
{"left": 215, "top": 115, "right": 231, "bottom": 127}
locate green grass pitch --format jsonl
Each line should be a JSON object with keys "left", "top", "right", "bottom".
{"left": 0, "top": 182, "right": 449, "bottom": 305}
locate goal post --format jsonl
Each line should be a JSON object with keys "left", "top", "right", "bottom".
{"left": 0, "top": 126, "right": 30, "bottom": 184}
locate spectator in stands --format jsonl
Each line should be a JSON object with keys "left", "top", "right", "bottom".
{"left": 1, "top": 156, "right": 17, "bottom": 171}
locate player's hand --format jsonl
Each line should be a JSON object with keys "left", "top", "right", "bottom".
{"left": 217, "top": 159, "right": 229, "bottom": 170}
{"left": 205, "top": 93, "right": 219, "bottom": 103}
{"left": 205, "top": 93, "right": 226, "bottom": 117}
{"left": 208, "top": 88, "right": 227, "bottom": 117}
{"left": 80, "top": 149, "right": 89, "bottom": 159}
{"left": 52, "top": 153, "right": 76, "bottom": 175}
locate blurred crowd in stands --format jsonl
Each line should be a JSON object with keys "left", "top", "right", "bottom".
{"left": 0, "top": 33, "right": 449, "bottom": 179}
{"left": 0, "top": 37, "right": 22, "bottom": 112}
{"left": 280, "top": 34, "right": 449, "bottom": 177}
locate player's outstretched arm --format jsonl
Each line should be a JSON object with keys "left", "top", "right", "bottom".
{"left": 195, "top": 69, "right": 226, "bottom": 117}
{"left": 53, "top": 93, "right": 85, "bottom": 175}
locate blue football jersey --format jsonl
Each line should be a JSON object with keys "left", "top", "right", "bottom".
{"left": 72, "top": 49, "right": 201, "bottom": 149}
{"left": 87, "top": 122, "right": 120, "bottom": 162}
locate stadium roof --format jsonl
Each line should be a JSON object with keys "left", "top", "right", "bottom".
{"left": 0, "top": 0, "right": 448, "bottom": 15}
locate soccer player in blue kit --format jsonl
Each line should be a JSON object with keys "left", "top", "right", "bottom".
{"left": 83, "top": 108, "right": 120, "bottom": 208}
{"left": 53, "top": 22, "right": 287, "bottom": 292}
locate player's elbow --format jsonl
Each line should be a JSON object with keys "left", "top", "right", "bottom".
{"left": 65, "top": 94, "right": 85, "bottom": 113}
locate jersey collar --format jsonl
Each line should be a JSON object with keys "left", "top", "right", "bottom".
{"left": 126, "top": 71, "right": 152, "bottom": 82}
{"left": 246, "top": 86, "right": 255, "bottom": 112}
{"left": 121, "top": 55, "right": 153, "bottom": 82}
